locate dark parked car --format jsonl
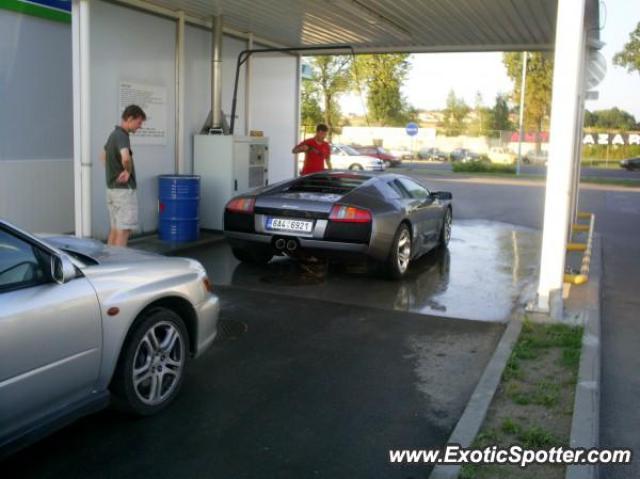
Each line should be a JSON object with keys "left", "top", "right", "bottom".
{"left": 224, "top": 172, "right": 452, "bottom": 279}
{"left": 449, "top": 148, "right": 479, "bottom": 162}
{"left": 418, "top": 147, "right": 448, "bottom": 161}
{"left": 352, "top": 146, "right": 401, "bottom": 168}
{"left": 620, "top": 157, "right": 640, "bottom": 171}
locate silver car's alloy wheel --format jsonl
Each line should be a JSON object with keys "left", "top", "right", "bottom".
{"left": 397, "top": 228, "right": 411, "bottom": 273}
{"left": 132, "top": 321, "right": 185, "bottom": 406}
{"left": 444, "top": 210, "right": 452, "bottom": 244}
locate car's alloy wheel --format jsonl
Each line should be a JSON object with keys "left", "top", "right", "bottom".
{"left": 111, "top": 308, "right": 189, "bottom": 415}
{"left": 132, "top": 321, "right": 185, "bottom": 406}
{"left": 397, "top": 228, "right": 411, "bottom": 273}
{"left": 349, "top": 164, "right": 364, "bottom": 171}
{"left": 440, "top": 208, "right": 452, "bottom": 246}
{"left": 385, "top": 223, "right": 412, "bottom": 279}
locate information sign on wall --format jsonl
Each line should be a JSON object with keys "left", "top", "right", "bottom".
{"left": 119, "top": 81, "right": 167, "bottom": 146}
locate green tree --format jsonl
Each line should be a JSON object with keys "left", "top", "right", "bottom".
{"left": 503, "top": 52, "right": 553, "bottom": 135}
{"left": 440, "top": 89, "right": 470, "bottom": 136}
{"left": 584, "top": 109, "right": 595, "bottom": 128}
{"left": 300, "top": 80, "right": 323, "bottom": 128}
{"left": 584, "top": 108, "right": 637, "bottom": 130}
{"left": 353, "top": 54, "right": 412, "bottom": 126}
{"left": 613, "top": 21, "right": 640, "bottom": 77}
{"left": 467, "top": 91, "right": 494, "bottom": 136}
{"left": 491, "top": 94, "right": 512, "bottom": 134}
{"left": 304, "top": 55, "right": 352, "bottom": 139}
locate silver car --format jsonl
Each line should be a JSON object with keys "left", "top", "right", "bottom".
{"left": 0, "top": 220, "right": 220, "bottom": 456}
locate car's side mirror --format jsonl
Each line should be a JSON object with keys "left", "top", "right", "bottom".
{"left": 430, "top": 191, "right": 452, "bottom": 201}
{"left": 51, "top": 254, "right": 76, "bottom": 284}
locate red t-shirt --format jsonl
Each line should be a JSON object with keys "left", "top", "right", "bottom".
{"left": 298, "top": 138, "right": 330, "bottom": 175}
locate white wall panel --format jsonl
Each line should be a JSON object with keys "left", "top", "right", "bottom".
{"left": 0, "top": 11, "right": 73, "bottom": 161}
{"left": 90, "top": 0, "right": 177, "bottom": 239}
{"left": 0, "top": 11, "right": 74, "bottom": 232}
{"left": 249, "top": 52, "right": 297, "bottom": 183}
{"left": 0, "top": 160, "right": 74, "bottom": 233}
{"left": 183, "top": 27, "right": 247, "bottom": 173}
{"left": 183, "top": 25, "right": 211, "bottom": 174}
{"left": 221, "top": 35, "right": 247, "bottom": 138}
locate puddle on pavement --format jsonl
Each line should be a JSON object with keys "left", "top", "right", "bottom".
{"left": 198, "top": 220, "right": 541, "bottom": 322}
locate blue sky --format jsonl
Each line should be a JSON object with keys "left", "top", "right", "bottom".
{"left": 341, "top": 0, "right": 640, "bottom": 119}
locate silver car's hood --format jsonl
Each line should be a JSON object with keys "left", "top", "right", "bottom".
{"left": 40, "top": 235, "right": 162, "bottom": 264}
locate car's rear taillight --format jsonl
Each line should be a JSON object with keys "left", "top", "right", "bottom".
{"left": 226, "top": 197, "right": 255, "bottom": 214}
{"left": 329, "top": 205, "right": 372, "bottom": 223}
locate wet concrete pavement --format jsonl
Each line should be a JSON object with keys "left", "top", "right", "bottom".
{"left": 405, "top": 173, "right": 640, "bottom": 479}
{"left": 5, "top": 288, "right": 504, "bottom": 479}
{"left": 188, "top": 220, "right": 540, "bottom": 322}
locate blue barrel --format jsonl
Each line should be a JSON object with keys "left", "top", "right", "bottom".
{"left": 158, "top": 175, "right": 200, "bottom": 242}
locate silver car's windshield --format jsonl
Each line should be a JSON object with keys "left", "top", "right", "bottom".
{"left": 341, "top": 145, "right": 361, "bottom": 156}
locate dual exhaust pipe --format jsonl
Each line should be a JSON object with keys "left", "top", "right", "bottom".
{"left": 274, "top": 238, "right": 298, "bottom": 252}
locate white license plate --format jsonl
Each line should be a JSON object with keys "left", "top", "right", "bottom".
{"left": 266, "top": 217, "right": 313, "bottom": 233}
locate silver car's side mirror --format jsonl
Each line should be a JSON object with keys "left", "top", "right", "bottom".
{"left": 51, "top": 254, "right": 76, "bottom": 284}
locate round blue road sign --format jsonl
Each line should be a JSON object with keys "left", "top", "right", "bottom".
{"left": 406, "top": 122, "right": 419, "bottom": 136}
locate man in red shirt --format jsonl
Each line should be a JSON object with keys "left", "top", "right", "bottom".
{"left": 292, "top": 123, "right": 332, "bottom": 175}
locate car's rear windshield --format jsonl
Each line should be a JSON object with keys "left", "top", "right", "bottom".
{"left": 286, "top": 174, "right": 370, "bottom": 194}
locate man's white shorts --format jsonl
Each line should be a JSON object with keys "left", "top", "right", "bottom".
{"left": 107, "top": 188, "right": 139, "bottom": 231}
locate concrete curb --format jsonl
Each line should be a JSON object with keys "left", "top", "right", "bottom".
{"left": 429, "top": 316, "right": 523, "bottom": 479}
{"left": 565, "top": 236, "right": 602, "bottom": 479}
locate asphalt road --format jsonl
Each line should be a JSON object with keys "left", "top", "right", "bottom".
{"left": 406, "top": 172, "right": 640, "bottom": 479}
{"left": 402, "top": 160, "right": 640, "bottom": 180}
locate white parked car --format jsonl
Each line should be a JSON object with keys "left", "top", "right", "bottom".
{"left": 488, "top": 147, "right": 516, "bottom": 164}
{"left": 297, "top": 144, "right": 385, "bottom": 173}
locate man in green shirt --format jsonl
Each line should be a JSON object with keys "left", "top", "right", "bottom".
{"left": 101, "top": 105, "right": 146, "bottom": 246}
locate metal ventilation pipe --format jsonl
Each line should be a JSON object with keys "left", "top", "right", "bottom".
{"left": 211, "top": 15, "right": 223, "bottom": 130}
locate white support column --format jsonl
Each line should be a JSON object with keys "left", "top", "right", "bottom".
{"left": 175, "top": 11, "right": 186, "bottom": 173}
{"left": 72, "top": 0, "right": 92, "bottom": 237}
{"left": 294, "top": 54, "right": 302, "bottom": 177}
{"left": 536, "top": 0, "right": 587, "bottom": 317}
{"left": 244, "top": 33, "right": 253, "bottom": 136}
{"left": 570, "top": 39, "right": 588, "bottom": 224}
{"left": 516, "top": 51, "right": 528, "bottom": 176}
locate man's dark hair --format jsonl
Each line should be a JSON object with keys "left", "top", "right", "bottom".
{"left": 122, "top": 104, "right": 147, "bottom": 121}
{"left": 316, "top": 123, "right": 328, "bottom": 132}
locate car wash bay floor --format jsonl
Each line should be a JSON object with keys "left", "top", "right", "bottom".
{"left": 193, "top": 219, "right": 541, "bottom": 322}
{"left": 5, "top": 221, "right": 540, "bottom": 479}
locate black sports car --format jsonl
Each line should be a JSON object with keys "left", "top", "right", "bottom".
{"left": 620, "top": 157, "right": 640, "bottom": 171}
{"left": 223, "top": 172, "right": 452, "bottom": 279}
